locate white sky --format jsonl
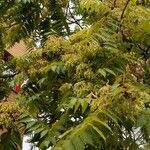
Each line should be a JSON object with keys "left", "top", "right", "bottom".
{"left": 23, "top": 136, "right": 39, "bottom": 150}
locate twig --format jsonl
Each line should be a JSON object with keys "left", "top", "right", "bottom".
{"left": 117, "top": 0, "right": 131, "bottom": 35}
{"left": 120, "top": 0, "right": 131, "bottom": 20}
{"left": 68, "top": 8, "right": 83, "bottom": 29}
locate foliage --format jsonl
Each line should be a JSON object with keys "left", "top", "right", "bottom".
{"left": 0, "top": 59, "right": 11, "bottom": 100}
{"left": 0, "top": 62, "right": 22, "bottom": 149}
{"left": 0, "top": 0, "right": 150, "bottom": 150}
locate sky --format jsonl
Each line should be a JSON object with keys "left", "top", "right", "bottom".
{"left": 23, "top": 136, "right": 39, "bottom": 150}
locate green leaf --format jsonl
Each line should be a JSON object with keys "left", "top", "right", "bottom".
{"left": 26, "top": 121, "right": 37, "bottom": 129}
{"left": 104, "top": 68, "right": 116, "bottom": 76}
{"left": 92, "top": 116, "right": 112, "bottom": 132}
{"left": 69, "top": 98, "right": 77, "bottom": 109}
{"left": 88, "top": 123, "right": 106, "bottom": 142}
{"left": 80, "top": 130, "right": 95, "bottom": 147}
{"left": 102, "top": 110, "right": 120, "bottom": 123}
{"left": 98, "top": 68, "right": 106, "bottom": 78}
{"left": 17, "top": 113, "right": 30, "bottom": 122}
{"left": 72, "top": 136, "right": 85, "bottom": 150}
{"left": 40, "top": 129, "right": 49, "bottom": 138}
{"left": 63, "top": 140, "right": 76, "bottom": 150}
{"left": 27, "top": 123, "right": 41, "bottom": 133}
{"left": 81, "top": 99, "right": 88, "bottom": 114}
{"left": 34, "top": 127, "right": 45, "bottom": 134}
{"left": 43, "top": 139, "right": 51, "bottom": 148}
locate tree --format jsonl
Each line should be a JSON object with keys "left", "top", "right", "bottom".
{"left": 0, "top": 0, "right": 150, "bottom": 150}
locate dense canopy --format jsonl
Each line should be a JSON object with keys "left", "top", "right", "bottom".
{"left": 0, "top": 0, "right": 150, "bottom": 150}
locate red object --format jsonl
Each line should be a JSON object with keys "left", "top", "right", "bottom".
{"left": 14, "top": 84, "right": 21, "bottom": 93}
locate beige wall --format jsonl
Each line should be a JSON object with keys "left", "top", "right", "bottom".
{"left": 6, "top": 41, "right": 27, "bottom": 57}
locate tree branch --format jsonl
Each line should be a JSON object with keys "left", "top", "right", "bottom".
{"left": 120, "top": 0, "right": 131, "bottom": 20}
{"left": 68, "top": 8, "right": 83, "bottom": 29}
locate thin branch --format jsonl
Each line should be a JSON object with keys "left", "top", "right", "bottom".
{"left": 137, "top": 44, "right": 150, "bottom": 55}
{"left": 68, "top": 8, "right": 83, "bottom": 29}
{"left": 61, "top": 8, "right": 71, "bottom": 35}
{"left": 120, "top": 0, "right": 131, "bottom": 20}
{"left": 117, "top": 0, "right": 131, "bottom": 36}
{"left": 66, "top": 18, "right": 83, "bottom": 29}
